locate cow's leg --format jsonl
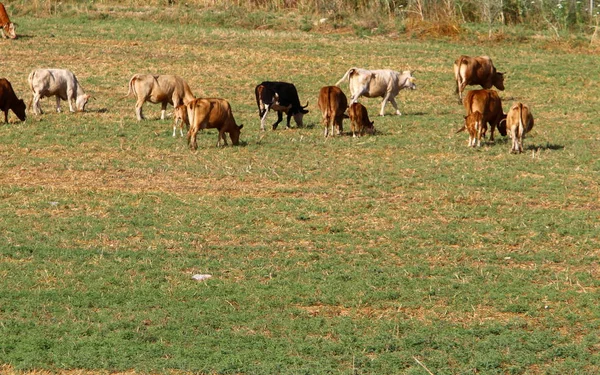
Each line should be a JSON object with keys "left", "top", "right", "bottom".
{"left": 379, "top": 94, "right": 393, "bottom": 116}
{"left": 272, "top": 111, "right": 283, "bottom": 130}
{"left": 187, "top": 124, "right": 199, "bottom": 150}
{"left": 32, "top": 93, "right": 42, "bottom": 115}
{"left": 135, "top": 99, "right": 144, "bottom": 121}
{"left": 285, "top": 113, "right": 292, "bottom": 129}
{"left": 3, "top": 110, "right": 8, "bottom": 123}
{"left": 160, "top": 102, "right": 168, "bottom": 120}
{"left": 55, "top": 96, "right": 62, "bottom": 113}
{"left": 489, "top": 124, "right": 496, "bottom": 142}
{"left": 260, "top": 105, "right": 270, "bottom": 131}
{"left": 389, "top": 97, "right": 402, "bottom": 116}
{"left": 172, "top": 117, "right": 178, "bottom": 137}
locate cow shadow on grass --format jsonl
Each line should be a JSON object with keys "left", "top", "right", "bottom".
{"left": 90, "top": 108, "right": 109, "bottom": 114}
{"left": 526, "top": 143, "right": 564, "bottom": 151}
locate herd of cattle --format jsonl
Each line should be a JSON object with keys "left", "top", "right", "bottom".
{"left": 0, "top": 0, "right": 534, "bottom": 154}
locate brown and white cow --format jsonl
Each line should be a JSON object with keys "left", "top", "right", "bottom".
{"left": 456, "top": 111, "right": 484, "bottom": 147}
{"left": 463, "top": 89, "right": 507, "bottom": 142}
{"left": 348, "top": 102, "right": 375, "bottom": 138}
{"left": 184, "top": 98, "right": 243, "bottom": 150}
{"left": 335, "top": 68, "right": 416, "bottom": 116}
{"left": 506, "top": 102, "right": 534, "bottom": 154}
{"left": 28, "top": 69, "right": 91, "bottom": 115}
{"left": 0, "top": 3, "right": 16, "bottom": 39}
{"left": 124, "top": 74, "right": 195, "bottom": 121}
{"left": 318, "top": 86, "right": 348, "bottom": 137}
{"left": 0, "top": 78, "right": 26, "bottom": 123}
{"left": 454, "top": 55, "right": 504, "bottom": 103}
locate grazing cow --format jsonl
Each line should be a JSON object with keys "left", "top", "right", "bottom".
{"left": 335, "top": 68, "right": 416, "bottom": 116}
{"left": 0, "top": 78, "right": 26, "bottom": 123}
{"left": 0, "top": 3, "right": 16, "bottom": 39}
{"left": 184, "top": 98, "right": 243, "bottom": 150}
{"left": 124, "top": 74, "right": 195, "bottom": 121}
{"left": 318, "top": 86, "right": 348, "bottom": 137}
{"left": 28, "top": 69, "right": 91, "bottom": 115}
{"left": 348, "top": 102, "right": 375, "bottom": 138}
{"left": 255, "top": 81, "right": 309, "bottom": 131}
{"left": 506, "top": 102, "right": 534, "bottom": 154}
{"left": 454, "top": 55, "right": 504, "bottom": 103}
{"left": 456, "top": 111, "right": 484, "bottom": 147}
{"left": 463, "top": 89, "right": 507, "bottom": 142}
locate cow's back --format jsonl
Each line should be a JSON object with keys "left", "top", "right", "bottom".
{"left": 0, "top": 3, "right": 9, "bottom": 25}
{"left": 0, "top": 77, "right": 17, "bottom": 102}
{"left": 318, "top": 86, "right": 347, "bottom": 117}
{"left": 260, "top": 81, "right": 301, "bottom": 109}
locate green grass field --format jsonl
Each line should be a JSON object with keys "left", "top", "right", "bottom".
{"left": 1, "top": 8, "right": 599, "bottom": 375}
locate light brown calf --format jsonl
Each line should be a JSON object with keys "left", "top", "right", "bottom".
{"left": 506, "top": 102, "right": 534, "bottom": 154}
{"left": 348, "top": 102, "right": 375, "bottom": 137}
{"left": 456, "top": 111, "right": 484, "bottom": 147}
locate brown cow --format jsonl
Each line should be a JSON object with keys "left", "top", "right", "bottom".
{"left": 348, "top": 102, "right": 375, "bottom": 138}
{"left": 506, "top": 102, "right": 534, "bottom": 154}
{"left": 454, "top": 55, "right": 504, "bottom": 103}
{"left": 124, "top": 74, "right": 195, "bottom": 121}
{"left": 456, "top": 111, "right": 484, "bottom": 147}
{"left": 0, "top": 78, "right": 26, "bottom": 123}
{"left": 0, "top": 3, "right": 16, "bottom": 39}
{"left": 318, "top": 86, "right": 348, "bottom": 137}
{"left": 184, "top": 98, "right": 243, "bottom": 150}
{"left": 463, "top": 89, "right": 506, "bottom": 142}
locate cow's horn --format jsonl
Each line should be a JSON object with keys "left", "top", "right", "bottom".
{"left": 302, "top": 101, "right": 309, "bottom": 109}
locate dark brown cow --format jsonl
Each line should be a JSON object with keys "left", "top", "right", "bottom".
{"left": 463, "top": 89, "right": 506, "bottom": 142}
{"left": 506, "top": 102, "right": 535, "bottom": 154}
{"left": 456, "top": 110, "right": 484, "bottom": 147}
{"left": 184, "top": 98, "right": 243, "bottom": 150}
{"left": 0, "top": 78, "right": 26, "bottom": 123}
{"left": 318, "top": 86, "right": 348, "bottom": 137}
{"left": 0, "top": 3, "right": 16, "bottom": 39}
{"left": 348, "top": 102, "right": 375, "bottom": 137}
{"left": 454, "top": 55, "right": 504, "bottom": 103}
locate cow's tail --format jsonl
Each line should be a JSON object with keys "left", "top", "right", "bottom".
{"left": 334, "top": 68, "right": 355, "bottom": 87}
{"left": 518, "top": 103, "right": 525, "bottom": 137}
{"left": 122, "top": 75, "right": 137, "bottom": 99}
{"left": 455, "top": 125, "right": 466, "bottom": 133}
{"left": 454, "top": 56, "right": 467, "bottom": 94}
{"left": 27, "top": 70, "right": 37, "bottom": 109}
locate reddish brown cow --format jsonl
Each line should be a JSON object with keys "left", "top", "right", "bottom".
{"left": 318, "top": 86, "right": 348, "bottom": 137}
{"left": 0, "top": 3, "right": 16, "bottom": 39}
{"left": 0, "top": 78, "right": 26, "bottom": 123}
{"left": 506, "top": 102, "right": 535, "bottom": 154}
{"left": 348, "top": 102, "right": 375, "bottom": 137}
{"left": 454, "top": 55, "right": 504, "bottom": 103}
{"left": 184, "top": 98, "right": 243, "bottom": 150}
{"left": 456, "top": 111, "right": 484, "bottom": 147}
{"left": 463, "top": 89, "right": 506, "bottom": 142}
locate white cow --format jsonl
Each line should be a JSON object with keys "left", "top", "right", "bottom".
{"left": 335, "top": 68, "right": 416, "bottom": 116}
{"left": 28, "top": 69, "right": 90, "bottom": 115}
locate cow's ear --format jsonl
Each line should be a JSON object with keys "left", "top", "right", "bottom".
{"left": 498, "top": 72, "right": 505, "bottom": 76}
{"left": 238, "top": 124, "right": 244, "bottom": 130}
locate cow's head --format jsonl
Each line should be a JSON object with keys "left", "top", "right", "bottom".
{"left": 230, "top": 124, "right": 243, "bottom": 145}
{"left": 403, "top": 71, "right": 417, "bottom": 90}
{"left": 497, "top": 114, "right": 508, "bottom": 136}
{"left": 76, "top": 94, "right": 91, "bottom": 112}
{"left": 292, "top": 102, "right": 309, "bottom": 128}
{"left": 4, "top": 23, "right": 16, "bottom": 39}
{"left": 13, "top": 98, "right": 26, "bottom": 122}
{"left": 365, "top": 120, "right": 376, "bottom": 135}
{"left": 493, "top": 72, "right": 505, "bottom": 91}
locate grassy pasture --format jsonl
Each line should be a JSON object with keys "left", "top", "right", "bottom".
{"left": 1, "top": 9, "right": 600, "bottom": 375}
